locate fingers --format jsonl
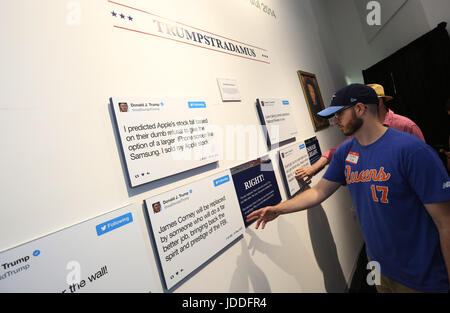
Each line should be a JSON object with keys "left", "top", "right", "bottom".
{"left": 255, "top": 211, "right": 266, "bottom": 229}
{"left": 295, "top": 168, "right": 304, "bottom": 175}
{"left": 296, "top": 169, "right": 315, "bottom": 182}
{"left": 296, "top": 168, "right": 312, "bottom": 180}
{"left": 248, "top": 209, "right": 267, "bottom": 229}
{"left": 255, "top": 217, "right": 261, "bottom": 230}
{"left": 257, "top": 214, "right": 266, "bottom": 230}
{"left": 246, "top": 209, "right": 261, "bottom": 222}
{"left": 247, "top": 207, "right": 275, "bottom": 230}
{"left": 247, "top": 208, "right": 266, "bottom": 228}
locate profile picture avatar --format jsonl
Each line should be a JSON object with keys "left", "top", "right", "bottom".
{"left": 119, "top": 102, "right": 128, "bottom": 112}
{"left": 152, "top": 202, "right": 161, "bottom": 213}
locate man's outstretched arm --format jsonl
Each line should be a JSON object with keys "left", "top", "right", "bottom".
{"left": 246, "top": 178, "right": 341, "bottom": 229}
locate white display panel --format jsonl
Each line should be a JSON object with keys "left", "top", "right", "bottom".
{"left": 0, "top": 205, "right": 159, "bottom": 293}
{"left": 145, "top": 170, "right": 244, "bottom": 290}
{"left": 111, "top": 97, "right": 219, "bottom": 187}
{"left": 217, "top": 78, "right": 241, "bottom": 102}
{"left": 256, "top": 98, "right": 298, "bottom": 148}
{"left": 279, "top": 142, "right": 311, "bottom": 198}
{"left": 279, "top": 137, "right": 323, "bottom": 198}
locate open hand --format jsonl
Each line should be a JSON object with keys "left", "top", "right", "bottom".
{"left": 295, "top": 166, "right": 315, "bottom": 183}
{"left": 246, "top": 206, "right": 281, "bottom": 229}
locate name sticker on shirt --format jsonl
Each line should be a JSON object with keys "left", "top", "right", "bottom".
{"left": 346, "top": 152, "right": 359, "bottom": 164}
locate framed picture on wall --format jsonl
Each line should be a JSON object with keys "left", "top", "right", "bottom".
{"left": 297, "top": 70, "right": 330, "bottom": 132}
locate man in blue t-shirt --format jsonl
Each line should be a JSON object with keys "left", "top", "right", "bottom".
{"left": 247, "top": 84, "right": 450, "bottom": 293}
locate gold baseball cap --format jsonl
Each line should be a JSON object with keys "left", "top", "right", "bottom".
{"left": 367, "top": 84, "right": 393, "bottom": 102}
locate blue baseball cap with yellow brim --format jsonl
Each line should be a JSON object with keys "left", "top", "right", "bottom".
{"left": 317, "top": 83, "right": 379, "bottom": 119}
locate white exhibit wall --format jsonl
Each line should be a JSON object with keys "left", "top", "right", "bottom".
{"left": 0, "top": 0, "right": 363, "bottom": 292}
{"left": 420, "top": 0, "right": 450, "bottom": 32}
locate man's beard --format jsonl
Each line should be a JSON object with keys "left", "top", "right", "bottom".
{"left": 342, "top": 111, "right": 363, "bottom": 136}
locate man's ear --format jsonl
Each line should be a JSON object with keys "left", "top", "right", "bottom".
{"left": 355, "top": 102, "right": 366, "bottom": 116}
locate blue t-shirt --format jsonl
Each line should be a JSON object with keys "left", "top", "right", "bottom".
{"left": 324, "top": 128, "right": 450, "bottom": 292}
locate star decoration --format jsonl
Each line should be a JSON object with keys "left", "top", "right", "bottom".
{"left": 111, "top": 10, "right": 133, "bottom": 22}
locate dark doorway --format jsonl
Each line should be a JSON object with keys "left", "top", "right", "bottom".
{"left": 362, "top": 22, "right": 450, "bottom": 149}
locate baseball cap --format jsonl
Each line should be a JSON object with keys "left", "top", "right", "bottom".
{"left": 367, "top": 83, "right": 393, "bottom": 101}
{"left": 317, "top": 83, "right": 379, "bottom": 119}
